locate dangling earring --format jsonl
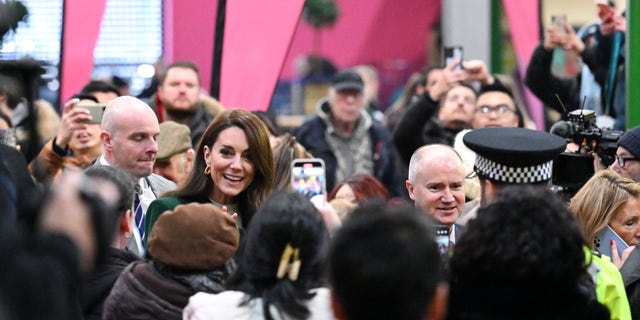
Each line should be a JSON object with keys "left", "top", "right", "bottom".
{"left": 204, "top": 166, "right": 211, "bottom": 175}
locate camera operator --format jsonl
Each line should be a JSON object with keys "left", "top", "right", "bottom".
{"left": 576, "top": 125, "right": 640, "bottom": 183}
{"left": 605, "top": 126, "right": 640, "bottom": 182}
{"left": 549, "top": 109, "right": 624, "bottom": 196}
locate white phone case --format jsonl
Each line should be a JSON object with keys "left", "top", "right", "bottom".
{"left": 290, "top": 159, "right": 326, "bottom": 202}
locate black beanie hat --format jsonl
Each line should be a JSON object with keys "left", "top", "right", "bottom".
{"left": 618, "top": 126, "right": 640, "bottom": 160}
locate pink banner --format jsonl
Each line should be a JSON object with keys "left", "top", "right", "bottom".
{"left": 282, "top": 0, "right": 441, "bottom": 78}
{"left": 281, "top": 0, "right": 441, "bottom": 105}
{"left": 502, "top": 0, "right": 544, "bottom": 130}
{"left": 59, "top": 0, "right": 107, "bottom": 106}
{"left": 219, "top": 0, "right": 305, "bottom": 111}
{"left": 163, "top": 0, "right": 217, "bottom": 93}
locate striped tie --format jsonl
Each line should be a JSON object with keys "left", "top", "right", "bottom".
{"left": 134, "top": 193, "right": 146, "bottom": 247}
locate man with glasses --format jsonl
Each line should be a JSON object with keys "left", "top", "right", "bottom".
{"left": 609, "top": 126, "right": 640, "bottom": 182}
{"left": 394, "top": 60, "right": 499, "bottom": 164}
{"left": 454, "top": 85, "right": 523, "bottom": 204}
{"left": 471, "top": 87, "right": 522, "bottom": 129}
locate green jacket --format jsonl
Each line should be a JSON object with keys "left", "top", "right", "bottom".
{"left": 144, "top": 195, "right": 207, "bottom": 252}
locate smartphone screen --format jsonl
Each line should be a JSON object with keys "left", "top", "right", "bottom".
{"left": 435, "top": 224, "right": 451, "bottom": 256}
{"left": 594, "top": 225, "right": 628, "bottom": 258}
{"left": 291, "top": 159, "right": 326, "bottom": 204}
{"left": 443, "top": 46, "right": 463, "bottom": 71}
{"left": 75, "top": 104, "right": 106, "bottom": 124}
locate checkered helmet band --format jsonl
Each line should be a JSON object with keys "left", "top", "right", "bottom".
{"left": 474, "top": 155, "right": 553, "bottom": 183}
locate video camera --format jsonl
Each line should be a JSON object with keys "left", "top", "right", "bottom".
{"left": 550, "top": 109, "right": 623, "bottom": 191}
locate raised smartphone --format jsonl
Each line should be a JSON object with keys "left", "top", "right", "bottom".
{"left": 551, "top": 14, "right": 567, "bottom": 33}
{"left": 75, "top": 104, "right": 106, "bottom": 124}
{"left": 291, "top": 158, "right": 327, "bottom": 204}
{"left": 594, "top": 225, "right": 629, "bottom": 259}
{"left": 435, "top": 224, "right": 451, "bottom": 256}
{"left": 443, "top": 46, "right": 463, "bottom": 71}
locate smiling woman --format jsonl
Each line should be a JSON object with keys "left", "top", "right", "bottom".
{"left": 144, "top": 109, "right": 275, "bottom": 244}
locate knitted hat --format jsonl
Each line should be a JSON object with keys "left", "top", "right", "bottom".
{"left": 147, "top": 203, "right": 239, "bottom": 271}
{"left": 157, "top": 121, "right": 192, "bottom": 161}
{"left": 618, "top": 126, "right": 640, "bottom": 160}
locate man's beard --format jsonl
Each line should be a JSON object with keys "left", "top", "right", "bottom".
{"left": 165, "top": 107, "right": 196, "bottom": 121}
{"left": 446, "top": 119, "right": 471, "bottom": 131}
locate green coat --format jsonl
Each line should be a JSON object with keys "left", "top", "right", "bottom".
{"left": 144, "top": 195, "right": 207, "bottom": 252}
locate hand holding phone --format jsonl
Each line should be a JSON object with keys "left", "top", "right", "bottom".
{"left": 545, "top": 14, "right": 569, "bottom": 50}
{"left": 594, "top": 225, "right": 629, "bottom": 259}
{"left": 74, "top": 104, "right": 106, "bottom": 124}
{"left": 291, "top": 159, "right": 327, "bottom": 204}
{"left": 443, "top": 46, "right": 463, "bottom": 71}
{"left": 435, "top": 224, "right": 451, "bottom": 256}
{"left": 551, "top": 14, "right": 567, "bottom": 33}
{"left": 56, "top": 99, "right": 98, "bottom": 149}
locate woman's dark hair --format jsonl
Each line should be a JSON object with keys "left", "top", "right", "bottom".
{"left": 80, "top": 80, "right": 120, "bottom": 97}
{"left": 163, "top": 109, "right": 274, "bottom": 227}
{"left": 327, "top": 173, "right": 389, "bottom": 204}
{"left": 70, "top": 93, "right": 99, "bottom": 103}
{"left": 227, "top": 191, "right": 329, "bottom": 320}
{"left": 252, "top": 111, "right": 281, "bottom": 136}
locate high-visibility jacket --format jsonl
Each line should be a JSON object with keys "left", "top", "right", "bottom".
{"left": 586, "top": 247, "right": 632, "bottom": 320}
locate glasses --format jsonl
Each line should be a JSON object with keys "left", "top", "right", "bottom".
{"left": 615, "top": 154, "right": 640, "bottom": 168}
{"left": 475, "top": 104, "right": 515, "bottom": 115}
{"left": 446, "top": 94, "right": 475, "bottom": 105}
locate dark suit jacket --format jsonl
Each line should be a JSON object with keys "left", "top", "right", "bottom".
{"left": 0, "top": 144, "right": 40, "bottom": 230}
{"left": 125, "top": 174, "right": 176, "bottom": 256}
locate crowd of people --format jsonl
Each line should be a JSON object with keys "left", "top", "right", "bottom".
{"left": 0, "top": 4, "right": 637, "bottom": 320}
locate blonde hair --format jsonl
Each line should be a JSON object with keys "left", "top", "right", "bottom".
{"left": 569, "top": 170, "right": 640, "bottom": 248}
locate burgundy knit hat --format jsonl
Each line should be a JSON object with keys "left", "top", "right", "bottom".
{"left": 147, "top": 203, "right": 239, "bottom": 271}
